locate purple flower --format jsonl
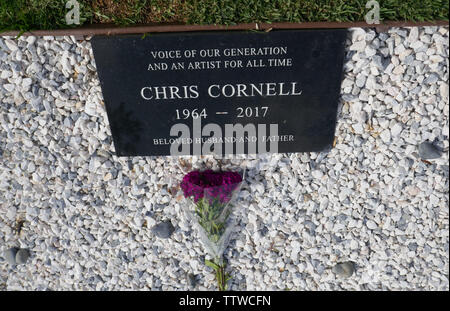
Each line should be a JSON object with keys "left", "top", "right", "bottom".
{"left": 181, "top": 170, "right": 242, "bottom": 203}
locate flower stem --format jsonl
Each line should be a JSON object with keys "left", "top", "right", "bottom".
{"left": 205, "top": 257, "right": 231, "bottom": 291}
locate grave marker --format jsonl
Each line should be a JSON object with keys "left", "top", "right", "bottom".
{"left": 91, "top": 29, "right": 347, "bottom": 156}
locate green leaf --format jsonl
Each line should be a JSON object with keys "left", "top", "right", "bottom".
{"left": 226, "top": 273, "right": 232, "bottom": 281}
{"left": 205, "top": 259, "right": 219, "bottom": 270}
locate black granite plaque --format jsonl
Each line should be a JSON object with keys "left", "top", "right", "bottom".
{"left": 91, "top": 29, "right": 347, "bottom": 156}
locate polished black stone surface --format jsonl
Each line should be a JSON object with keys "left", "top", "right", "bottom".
{"left": 91, "top": 29, "right": 347, "bottom": 156}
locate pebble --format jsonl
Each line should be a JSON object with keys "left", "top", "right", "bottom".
{"left": 332, "top": 262, "right": 356, "bottom": 278}
{"left": 356, "top": 75, "right": 366, "bottom": 88}
{"left": 22, "top": 78, "right": 32, "bottom": 88}
{"left": 5, "top": 39, "right": 18, "bottom": 51}
{"left": 15, "top": 249, "right": 30, "bottom": 264}
{"left": 366, "top": 220, "right": 377, "bottom": 230}
{"left": 423, "top": 73, "right": 439, "bottom": 85}
{"left": 418, "top": 142, "right": 442, "bottom": 159}
{"left": 0, "top": 27, "right": 447, "bottom": 291}
{"left": 187, "top": 273, "right": 197, "bottom": 289}
{"left": 26, "top": 37, "right": 37, "bottom": 45}
{"left": 408, "top": 27, "right": 419, "bottom": 43}
{"left": 390, "top": 123, "right": 403, "bottom": 137}
{"left": 408, "top": 243, "right": 418, "bottom": 252}
{"left": 152, "top": 221, "right": 175, "bottom": 239}
{"left": 352, "top": 123, "right": 364, "bottom": 134}
{"left": 379, "top": 129, "right": 391, "bottom": 143}
{"left": 440, "top": 83, "right": 449, "bottom": 99}
{"left": 4, "top": 247, "right": 18, "bottom": 266}
{"left": 350, "top": 40, "right": 366, "bottom": 52}
{"left": 259, "top": 226, "right": 269, "bottom": 237}
{"left": 3, "top": 84, "right": 15, "bottom": 92}
{"left": 311, "top": 170, "right": 323, "bottom": 179}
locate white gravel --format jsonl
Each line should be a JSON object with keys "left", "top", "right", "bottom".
{"left": 0, "top": 26, "right": 449, "bottom": 290}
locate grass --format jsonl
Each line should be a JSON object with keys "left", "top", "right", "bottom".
{"left": 0, "top": 0, "right": 448, "bottom": 32}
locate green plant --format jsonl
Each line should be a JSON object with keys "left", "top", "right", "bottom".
{"left": 205, "top": 258, "right": 232, "bottom": 291}
{"left": 194, "top": 197, "right": 231, "bottom": 243}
